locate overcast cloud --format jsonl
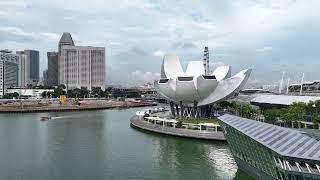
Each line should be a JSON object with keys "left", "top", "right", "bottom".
{"left": 1, "top": 0, "right": 320, "bottom": 87}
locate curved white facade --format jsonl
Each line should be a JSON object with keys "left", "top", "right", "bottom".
{"left": 212, "top": 65, "right": 231, "bottom": 81}
{"left": 155, "top": 54, "right": 251, "bottom": 107}
{"left": 160, "top": 54, "right": 184, "bottom": 79}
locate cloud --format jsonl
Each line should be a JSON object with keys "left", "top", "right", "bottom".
{"left": 131, "top": 71, "right": 160, "bottom": 84}
{"left": 0, "top": 26, "right": 34, "bottom": 37}
{"left": 210, "top": 61, "right": 226, "bottom": 71}
{"left": 152, "top": 50, "right": 165, "bottom": 57}
{"left": 0, "top": 26, "right": 61, "bottom": 47}
{"left": 214, "top": 53, "right": 231, "bottom": 57}
{"left": 39, "top": 32, "right": 61, "bottom": 43}
{"left": 109, "top": 41, "right": 121, "bottom": 46}
{"left": 63, "top": 16, "right": 74, "bottom": 20}
{"left": 256, "top": 46, "right": 273, "bottom": 52}
{"left": 1, "top": 0, "right": 320, "bottom": 86}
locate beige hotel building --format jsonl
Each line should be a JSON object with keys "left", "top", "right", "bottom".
{"left": 58, "top": 33, "right": 105, "bottom": 91}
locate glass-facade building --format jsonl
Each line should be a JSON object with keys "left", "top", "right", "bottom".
{"left": 219, "top": 114, "right": 320, "bottom": 180}
{"left": 47, "top": 52, "right": 58, "bottom": 86}
{"left": 24, "top": 50, "right": 39, "bottom": 85}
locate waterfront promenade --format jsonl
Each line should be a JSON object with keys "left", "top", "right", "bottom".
{"left": 0, "top": 99, "right": 156, "bottom": 113}
{"left": 130, "top": 115, "right": 226, "bottom": 141}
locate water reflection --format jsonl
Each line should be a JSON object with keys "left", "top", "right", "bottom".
{"left": 0, "top": 109, "right": 249, "bottom": 180}
{"left": 132, "top": 126, "right": 238, "bottom": 179}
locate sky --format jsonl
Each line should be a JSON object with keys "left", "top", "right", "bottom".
{"left": 1, "top": 0, "right": 320, "bottom": 87}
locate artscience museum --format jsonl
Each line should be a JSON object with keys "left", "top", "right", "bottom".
{"left": 154, "top": 54, "right": 252, "bottom": 118}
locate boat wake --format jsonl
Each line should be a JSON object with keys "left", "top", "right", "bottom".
{"left": 51, "top": 115, "right": 77, "bottom": 120}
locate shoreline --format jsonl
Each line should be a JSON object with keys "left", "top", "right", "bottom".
{"left": 130, "top": 115, "right": 226, "bottom": 141}
{"left": 0, "top": 101, "right": 157, "bottom": 113}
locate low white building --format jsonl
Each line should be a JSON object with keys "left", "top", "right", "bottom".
{"left": 6, "top": 88, "right": 54, "bottom": 99}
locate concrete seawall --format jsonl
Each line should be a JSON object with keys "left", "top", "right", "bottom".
{"left": 0, "top": 102, "right": 157, "bottom": 113}
{"left": 130, "top": 115, "right": 226, "bottom": 141}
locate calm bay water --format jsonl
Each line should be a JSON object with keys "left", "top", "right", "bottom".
{"left": 0, "top": 108, "right": 251, "bottom": 180}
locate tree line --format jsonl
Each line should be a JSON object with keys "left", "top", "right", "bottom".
{"left": 222, "top": 100, "right": 320, "bottom": 128}
{"left": 41, "top": 85, "right": 142, "bottom": 99}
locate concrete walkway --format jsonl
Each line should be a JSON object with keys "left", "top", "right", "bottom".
{"left": 130, "top": 115, "right": 226, "bottom": 141}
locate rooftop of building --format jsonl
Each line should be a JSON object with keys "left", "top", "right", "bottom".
{"left": 47, "top": 51, "right": 58, "bottom": 55}
{"left": 0, "top": 49, "right": 12, "bottom": 53}
{"left": 240, "top": 88, "right": 276, "bottom": 94}
{"left": 59, "top": 32, "right": 75, "bottom": 45}
{"left": 290, "top": 81, "right": 320, "bottom": 86}
{"left": 219, "top": 114, "right": 320, "bottom": 161}
{"left": 251, "top": 94, "right": 320, "bottom": 105}
{"left": 61, "top": 45, "right": 105, "bottom": 50}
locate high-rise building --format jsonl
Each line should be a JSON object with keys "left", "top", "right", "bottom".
{"left": 47, "top": 52, "right": 59, "bottom": 86}
{"left": 0, "top": 61, "right": 19, "bottom": 96}
{"left": 17, "top": 50, "right": 40, "bottom": 85}
{"left": 0, "top": 50, "right": 27, "bottom": 96}
{"left": 24, "top": 50, "right": 39, "bottom": 85}
{"left": 58, "top": 32, "right": 105, "bottom": 90}
{"left": 1, "top": 49, "right": 27, "bottom": 87}
{"left": 42, "top": 69, "right": 48, "bottom": 86}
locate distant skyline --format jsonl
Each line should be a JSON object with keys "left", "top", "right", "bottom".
{"left": 1, "top": 0, "right": 320, "bottom": 87}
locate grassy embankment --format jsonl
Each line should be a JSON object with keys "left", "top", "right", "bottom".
{"left": 180, "top": 118, "right": 219, "bottom": 125}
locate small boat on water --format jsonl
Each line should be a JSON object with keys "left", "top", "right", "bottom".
{"left": 40, "top": 116, "right": 51, "bottom": 121}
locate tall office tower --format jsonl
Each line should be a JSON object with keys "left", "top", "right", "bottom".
{"left": 203, "top": 46, "right": 210, "bottom": 75}
{"left": 16, "top": 50, "right": 39, "bottom": 86}
{"left": 42, "top": 69, "right": 48, "bottom": 86}
{"left": 15, "top": 50, "right": 29, "bottom": 86}
{"left": 24, "top": 50, "right": 39, "bottom": 85}
{"left": 0, "top": 50, "right": 26, "bottom": 96}
{"left": 47, "top": 52, "right": 59, "bottom": 86}
{"left": 58, "top": 33, "right": 105, "bottom": 90}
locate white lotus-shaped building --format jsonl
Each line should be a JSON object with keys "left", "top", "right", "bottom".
{"left": 155, "top": 54, "right": 251, "bottom": 107}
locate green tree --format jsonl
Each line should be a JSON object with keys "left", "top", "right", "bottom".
{"left": 91, "top": 87, "right": 105, "bottom": 98}
{"left": 3, "top": 93, "right": 19, "bottom": 99}
{"left": 52, "top": 85, "right": 66, "bottom": 98}
{"left": 264, "top": 108, "right": 280, "bottom": 124}
{"left": 314, "top": 100, "right": 320, "bottom": 114}
{"left": 306, "top": 100, "right": 320, "bottom": 128}
{"left": 67, "top": 88, "right": 81, "bottom": 98}
{"left": 12, "top": 92, "right": 19, "bottom": 98}
{"left": 42, "top": 91, "right": 48, "bottom": 98}
{"left": 230, "top": 101, "right": 258, "bottom": 118}
{"left": 58, "top": 84, "right": 66, "bottom": 90}
{"left": 306, "top": 101, "right": 316, "bottom": 115}
{"left": 80, "top": 87, "right": 89, "bottom": 98}
{"left": 284, "top": 102, "right": 306, "bottom": 128}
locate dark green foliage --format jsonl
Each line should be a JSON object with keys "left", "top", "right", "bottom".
{"left": 181, "top": 118, "right": 219, "bottom": 124}
{"left": 230, "top": 101, "right": 259, "bottom": 118}
{"left": 264, "top": 108, "right": 283, "bottom": 124}
{"left": 228, "top": 100, "right": 320, "bottom": 127}
{"left": 175, "top": 121, "right": 183, "bottom": 128}
{"left": 3, "top": 92, "right": 20, "bottom": 99}
{"left": 91, "top": 87, "right": 105, "bottom": 98}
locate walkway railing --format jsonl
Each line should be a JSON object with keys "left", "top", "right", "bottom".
{"left": 130, "top": 116, "right": 226, "bottom": 141}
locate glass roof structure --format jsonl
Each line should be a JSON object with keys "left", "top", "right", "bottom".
{"left": 218, "top": 114, "right": 320, "bottom": 161}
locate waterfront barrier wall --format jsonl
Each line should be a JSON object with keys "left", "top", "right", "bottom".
{"left": 130, "top": 115, "right": 226, "bottom": 141}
